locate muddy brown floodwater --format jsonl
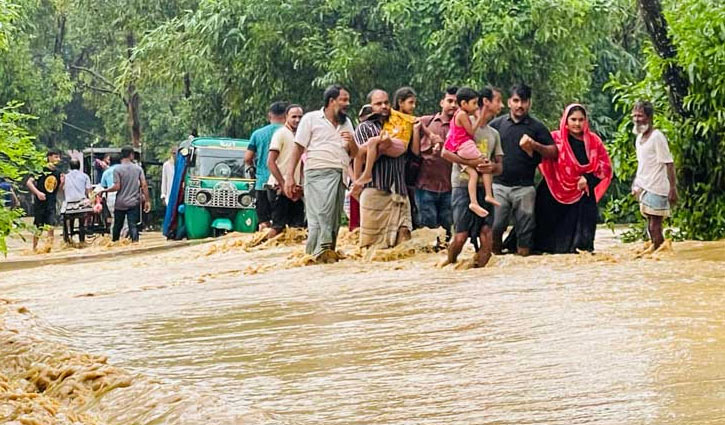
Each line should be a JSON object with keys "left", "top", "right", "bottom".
{"left": 1, "top": 228, "right": 725, "bottom": 424}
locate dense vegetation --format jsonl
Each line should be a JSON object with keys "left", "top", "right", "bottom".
{"left": 1, "top": 0, "right": 723, "bottom": 242}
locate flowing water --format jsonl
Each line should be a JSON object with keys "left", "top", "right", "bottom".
{"left": 2, "top": 229, "right": 725, "bottom": 424}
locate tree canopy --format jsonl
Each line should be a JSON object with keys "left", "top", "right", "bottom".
{"left": 1, "top": 0, "right": 724, "bottom": 239}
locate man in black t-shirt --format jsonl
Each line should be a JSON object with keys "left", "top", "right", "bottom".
{"left": 489, "top": 84, "right": 558, "bottom": 256}
{"left": 27, "top": 150, "right": 64, "bottom": 250}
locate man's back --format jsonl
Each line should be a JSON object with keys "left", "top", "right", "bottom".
{"left": 114, "top": 163, "right": 144, "bottom": 210}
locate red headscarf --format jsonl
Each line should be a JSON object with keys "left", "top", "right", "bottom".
{"left": 539, "top": 104, "right": 612, "bottom": 204}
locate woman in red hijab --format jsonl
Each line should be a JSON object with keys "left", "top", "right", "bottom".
{"left": 534, "top": 104, "right": 612, "bottom": 253}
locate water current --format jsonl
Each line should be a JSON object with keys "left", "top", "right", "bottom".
{"left": 1, "top": 229, "right": 724, "bottom": 424}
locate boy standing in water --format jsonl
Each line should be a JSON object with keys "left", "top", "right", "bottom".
{"left": 631, "top": 100, "right": 677, "bottom": 250}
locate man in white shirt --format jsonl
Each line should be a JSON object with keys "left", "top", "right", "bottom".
{"left": 63, "top": 159, "right": 92, "bottom": 204}
{"left": 266, "top": 104, "right": 305, "bottom": 240}
{"left": 632, "top": 100, "right": 677, "bottom": 250}
{"left": 283, "top": 84, "right": 359, "bottom": 262}
{"left": 161, "top": 147, "right": 177, "bottom": 206}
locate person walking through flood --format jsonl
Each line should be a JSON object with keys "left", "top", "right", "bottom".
{"left": 354, "top": 89, "right": 418, "bottom": 248}
{"left": 631, "top": 100, "right": 677, "bottom": 250}
{"left": 489, "top": 84, "right": 557, "bottom": 256}
{"left": 26, "top": 150, "right": 63, "bottom": 251}
{"left": 283, "top": 84, "right": 358, "bottom": 262}
{"left": 245, "top": 101, "right": 288, "bottom": 231}
{"left": 413, "top": 86, "right": 457, "bottom": 241}
{"left": 534, "top": 104, "right": 612, "bottom": 253}
{"left": 442, "top": 86, "right": 504, "bottom": 268}
{"left": 265, "top": 104, "right": 306, "bottom": 240}
{"left": 101, "top": 147, "right": 150, "bottom": 243}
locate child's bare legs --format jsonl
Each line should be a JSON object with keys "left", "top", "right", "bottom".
{"left": 466, "top": 166, "right": 488, "bottom": 217}
{"left": 481, "top": 162, "right": 501, "bottom": 207}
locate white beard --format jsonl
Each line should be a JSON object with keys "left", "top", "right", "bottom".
{"left": 633, "top": 122, "right": 650, "bottom": 135}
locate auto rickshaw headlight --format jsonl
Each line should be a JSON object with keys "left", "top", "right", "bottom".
{"left": 238, "top": 193, "right": 253, "bottom": 207}
{"left": 195, "top": 190, "right": 212, "bottom": 205}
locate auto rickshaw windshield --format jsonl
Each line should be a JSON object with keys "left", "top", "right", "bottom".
{"left": 191, "top": 147, "right": 248, "bottom": 179}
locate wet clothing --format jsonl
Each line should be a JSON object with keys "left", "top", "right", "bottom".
{"left": 113, "top": 205, "right": 140, "bottom": 242}
{"left": 415, "top": 189, "right": 452, "bottom": 236}
{"left": 255, "top": 189, "right": 272, "bottom": 224}
{"left": 492, "top": 184, "right": 537, "bottom": 249}
{"left": 639, "top": 190, "right": 670, "bottom": 218}
{"left": 534, "top": 104, "right": 612, "bottom": 254}
{"left": 267, "top": 189, "right": 305, "bottom": 231}
{"left": 113, "top": 162, "right": 145, "bottom": 210}
{"left": 490, "top": 114, "right": 554, "bottom": 187}
{"left": 304, "top": 168, "right": 345, "bottom": 256}
{"left": 634, "top": 129, "right": 673, "bottom": 197}
{"left": 354, "top": 119, "right": 408, "bottom": 196}
{"left": 248, "top": 123, "right": 282, "bottom": 191}
{"left": 452, "top": 187, "right": 495, "bottom": 237}
{"left": 355, "top": 116, "right": 412, "bottom": 247}
{"left": 33, "top": 166, "right": 62, "bottom": 227}
{"left": 535, "top": 134, "right": 603, "bottom": 253}
{"left": 359, "top": 188, "right": 412, "bottom": 248}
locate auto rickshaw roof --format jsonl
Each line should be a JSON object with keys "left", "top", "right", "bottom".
{"left": 82, "top": 147, "right": 142, "bottom": 154}
{"left": 191, "top": 137, "right": 250, "bottom": 149}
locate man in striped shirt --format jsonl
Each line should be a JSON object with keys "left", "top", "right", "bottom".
{"left": 354, "top": 89, "right": 418, "bottom": 248}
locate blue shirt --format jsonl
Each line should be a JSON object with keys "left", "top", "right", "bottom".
{"left": 248, "top": 123, "right": 281, "bottom": 190}
{"left": 100, "top": 164, "right": 118, "bottom": 189}
{"left": 0, "top": 181, "right": 13, "bottom": 208}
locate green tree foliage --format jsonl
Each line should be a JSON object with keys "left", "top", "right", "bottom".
{"left": 0, "top": 2, "right": 44, "bottom": 253}
{"left": 605, "top": 0, "right": 725, "bottom": 240}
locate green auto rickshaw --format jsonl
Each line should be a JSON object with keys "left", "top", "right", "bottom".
{"left": 182, "top": 137, "right": 258, "bottom": 238}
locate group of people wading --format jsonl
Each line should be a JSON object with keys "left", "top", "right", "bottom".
{"left": 244, "top": 83, "right": 678, "bottom": 266}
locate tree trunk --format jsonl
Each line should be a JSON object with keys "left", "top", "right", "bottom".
{"left": 637, "top": 0, "right": 690, "bottom": 118}
{"left": 54, "top": 14, "right": 66, "bottom": 56}
{"left": 126, "top": 32, "right": 142, "bottom": 148}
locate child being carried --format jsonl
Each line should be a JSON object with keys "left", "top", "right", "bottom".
{"left": 444, "top": 87, "right": 500, "bottom": 217}
{"left": 352, "top": 87, "right": 417, "bottom": 198}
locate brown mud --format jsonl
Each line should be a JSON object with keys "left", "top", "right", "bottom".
{"left": 2, "top": 227, "right": 724, "bottom": 424}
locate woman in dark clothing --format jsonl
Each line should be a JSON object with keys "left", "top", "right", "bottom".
{"left": 534, "top": 104, "right": 612, "bottom": 253}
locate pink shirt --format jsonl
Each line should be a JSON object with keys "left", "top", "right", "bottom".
{"left": 444, "top": 113, "right": 473, "bottom": 152}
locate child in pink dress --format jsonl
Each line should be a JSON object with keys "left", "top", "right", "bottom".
{"left": 444, "top": 87, "right": 500, "bottom": 217}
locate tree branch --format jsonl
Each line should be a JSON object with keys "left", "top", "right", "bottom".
{"left": 70, "top": 65, "right": 115, "bottom": 88}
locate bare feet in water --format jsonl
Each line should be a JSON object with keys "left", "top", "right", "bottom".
{"left": 469, "top": 203, "right": 489, "bottom": 217}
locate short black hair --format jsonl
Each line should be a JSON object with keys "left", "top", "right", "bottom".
{"left": 323, "top": 84, "right": 348, "bottom": 107}
{"left": 69, "top": 159, "right": 81, "bottom": 170}
{"left": 47, "top": 149, "right": 60, "bottom": 157}
{"left": 633, "top": 100, "right": 654, "bottom": 118}
{"left": 366, "top": 88, "right": 387, "bottom": 104}
{"left": 109, "top": 156, "right": 121, "bottom": 166}
{"left": 285, "top": 104, "right": 303, "bottom": 115}
{"left": 456, "top": 87, "right": 479, "bottom": 105}
{"left": 269, "top": 101, "right": 289, "bottom": 117}
{"left": 121, "top": 146, "right": 134, "bottom": 159}
{"left": 392, "top": 86, "right": 416, "bottom": 111}
{"left": 478, "top": 86, "right": 502, "bottom": 102}
{"left": 444, "top": 85, "right": 458, "bottom": 98}
{"left": 510, "top": 83, "right": 532, "bottom": 101}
